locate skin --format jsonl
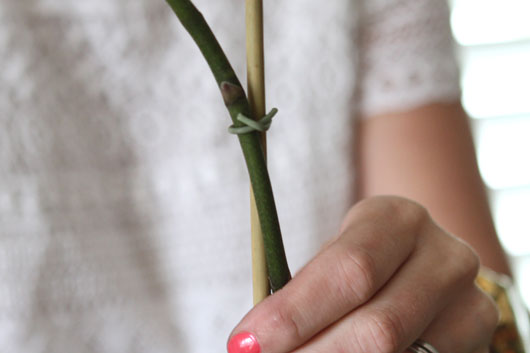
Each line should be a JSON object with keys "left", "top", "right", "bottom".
{"left": 228, "top": 102, "right": 504, "bottom": 353}
{"left": 357, "top": 102, "right": 511, "bottom": 275}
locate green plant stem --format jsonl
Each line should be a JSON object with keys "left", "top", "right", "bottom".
{"left": 166, "top": 0, "right": 291, "bottom": 292}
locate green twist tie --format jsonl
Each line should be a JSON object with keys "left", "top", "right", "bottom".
{"left": 228, "top": 108, "right": 278, "bottom": 134}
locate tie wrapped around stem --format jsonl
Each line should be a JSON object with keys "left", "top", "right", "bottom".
{"left": 166, "top": 0, "right": 291, "bottom": 292}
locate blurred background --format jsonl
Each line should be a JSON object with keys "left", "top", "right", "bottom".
{"left": 449, "top": 0, "right": 530, "bottom": 309}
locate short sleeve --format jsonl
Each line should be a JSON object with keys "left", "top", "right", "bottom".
{"left": 357, "top": 0, "right": 461, "bottom": 117}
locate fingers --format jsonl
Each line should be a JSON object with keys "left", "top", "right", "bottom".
{"left": 419, "top": 285, "right": 499, "bottom": 353}
{"left": 289, "top": 225, "right": 480, "bottom": 353}
{"left": 227, "top": 197, "right": 488, "bottom": 353}
{"left": 228, "top": 198, "right": 425, "bottom": 353}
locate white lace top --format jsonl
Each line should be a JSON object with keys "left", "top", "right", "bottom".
{"left": 0, "top": 0, "right": 460, "bottom": 352}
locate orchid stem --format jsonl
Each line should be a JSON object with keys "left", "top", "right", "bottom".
{"left": 166, "top": 0, "right": 291, "bottom": 292}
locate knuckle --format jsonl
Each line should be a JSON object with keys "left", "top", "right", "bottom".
{"left": 363, "top": 308, "right": 404, "bottom": 353}
{"left": 389, "top": 198, "right": 429, "bottom": 227}
{"left": 456, "top": 287, "right": 500, "bottom": 349}
{"left": 451, "top": 240, "right": 480, "bottom": 283}
{"left": 354, "top": 196, "right": 430, "bottom": 229}
{"left": 267, "top": 296, "right": 304, "bottom": 343}
{"left": 334, "top": 247, "right": 378, "bottom": 304}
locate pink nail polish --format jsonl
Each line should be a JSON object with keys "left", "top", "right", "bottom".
{"left": 227, "top": 332, "right": 261, "bottom": 353}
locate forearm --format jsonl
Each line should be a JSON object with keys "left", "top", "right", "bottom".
{"left": 356, "top": 102, "right": 511, "bottom": 275}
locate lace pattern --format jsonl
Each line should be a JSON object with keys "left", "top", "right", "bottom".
{"left": 357, "top": 0, "right": 461, "bottom": 116}
{"left": 0, "top": 0, "right": 459, "bottom": 351}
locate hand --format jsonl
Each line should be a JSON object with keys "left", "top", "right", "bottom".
{"left": 227, "top": 196, "right": 499, "bottom": 353}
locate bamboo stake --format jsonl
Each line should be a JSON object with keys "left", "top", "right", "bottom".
{"left": 167, "top": 0, "right": 291, "bottom": 292}
{"left": 246, "top": 0, "right": 270, "bottom": 304}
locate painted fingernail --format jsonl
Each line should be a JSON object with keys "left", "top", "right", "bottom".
{"left": 227, "top": 332, "right": 261, "bottom": 353}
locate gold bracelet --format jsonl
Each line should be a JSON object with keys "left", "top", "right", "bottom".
{"left": 476, "top": 268, "right": 529, "bottom": 353}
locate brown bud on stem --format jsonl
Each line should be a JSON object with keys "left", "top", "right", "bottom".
{"left": 220, "top": 81, "right": 246, "bottom": 107}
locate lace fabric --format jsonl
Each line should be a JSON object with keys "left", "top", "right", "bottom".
{"left": 0, "top": 0, "right": 459, "bottom": 352}
{"left": 358, "top": 0, "right": 460, "bottom": 117}
{"left": 357, "top": 0, "right": 461, "bottom": 116}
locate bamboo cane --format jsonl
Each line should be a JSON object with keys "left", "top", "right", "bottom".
{"left": 167, "top": 0, "right": 291, "bottom": 292}
{"left": 246, "top": 0, "right": 270, "bottom": 304}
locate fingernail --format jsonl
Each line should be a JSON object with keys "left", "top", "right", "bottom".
{"left": 227, "top": 332, "right": 261, "bottom": 353}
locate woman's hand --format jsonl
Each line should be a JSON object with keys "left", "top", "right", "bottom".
{"left": 227, "top": 196, "right": 499, "bottom": 353}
